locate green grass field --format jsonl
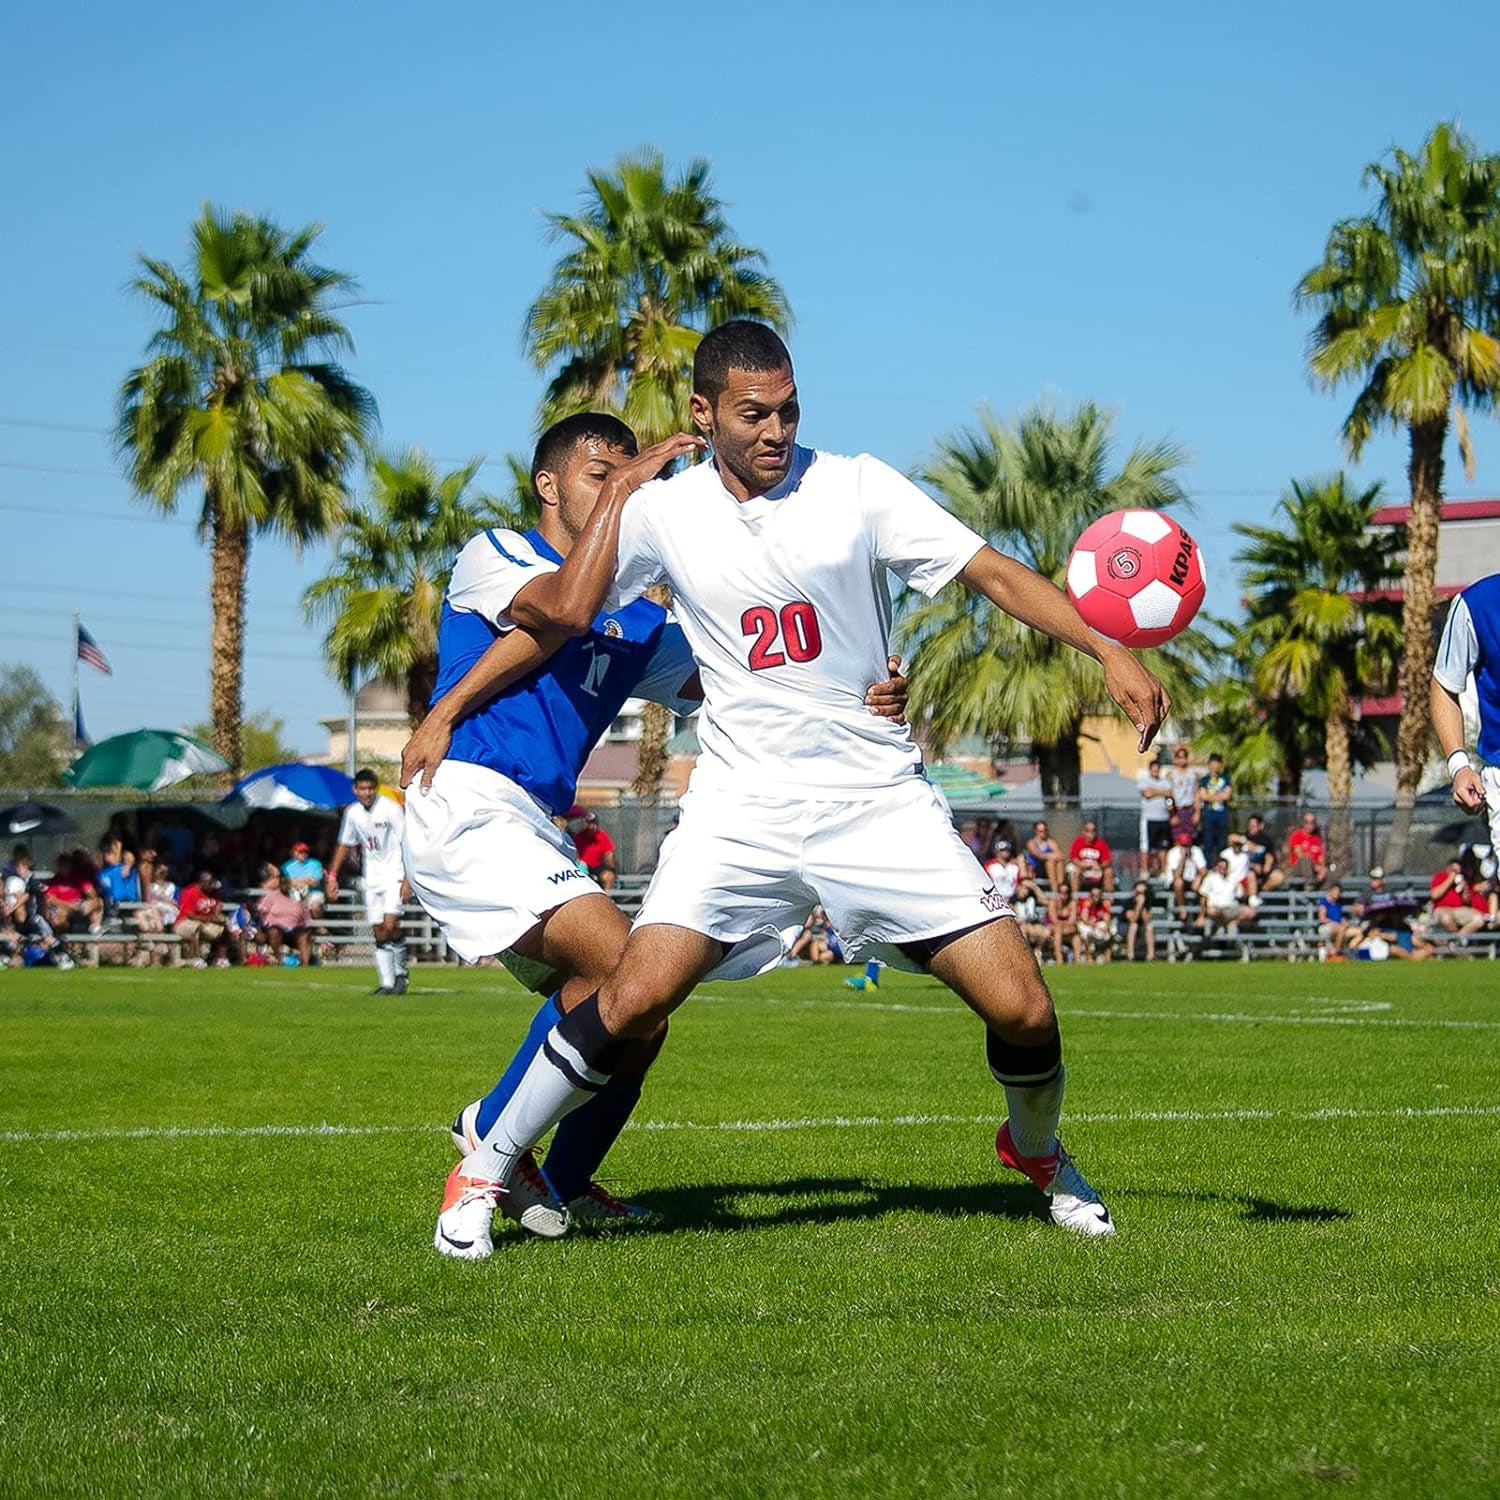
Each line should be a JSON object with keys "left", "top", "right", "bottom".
{"left": 2, "top": 961, "right": 1498, "bottom": 1497}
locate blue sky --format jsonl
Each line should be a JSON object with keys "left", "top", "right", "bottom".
{"left": 3, "top": 0, "right": 1497, "bottom": 754}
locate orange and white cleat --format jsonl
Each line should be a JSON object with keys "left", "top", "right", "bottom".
{"left": 434, "top": 1161, "right": 505, "bottom": 1260}
{"left": 567, "top": 1179, "right": 655, "bottom": 1227}
{"left": 996, "top": 1120, "right": 1115, "bottom": 1237}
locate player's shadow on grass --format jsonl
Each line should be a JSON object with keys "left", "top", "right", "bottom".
{"left": 609, "top": 1180, "right": 1351, "bottom": 1234}
{"left": 619, "top": 1176, "right": 1050, "bottom": 1233}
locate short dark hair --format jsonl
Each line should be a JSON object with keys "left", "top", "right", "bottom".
{"left": 693, "top": 321, "right": 792, "bottom": 402}
{"left": 530, "top": 412, "right": 637, "bottom": 492}
{"left": 354, "top": 768, "right": 378, "bottom": 786}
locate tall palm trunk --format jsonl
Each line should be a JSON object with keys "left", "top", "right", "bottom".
{"left": 406, "top": 654, "right": 438, "bottom": 731}
{"left": 1324, "top": 690, "right": 1354, "bottom": 876}
{"left": 1384, "top": 417, "right": 1446, "bottom": 870}
{"left": 1035, "top": 725, "right": 1083, "bottom": 809}
{"left": 208, "top": 495, "right": 248, "bottom": 777}
{"left": 632, "top": 582, "right": 674, "bottom": 800}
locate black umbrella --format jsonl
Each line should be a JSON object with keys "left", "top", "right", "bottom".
{"left": 1433, "top": 818, "right": 1491, "bottom": 844}
{"left": 0, "top": 802, "right": 80, "bottom": 838}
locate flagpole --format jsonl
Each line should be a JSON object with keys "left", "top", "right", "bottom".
{"left": 71, "top": 610, "right": 80, "bottom": 745}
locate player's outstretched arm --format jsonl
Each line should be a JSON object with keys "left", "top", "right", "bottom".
{"left": 507, "top": 433, "right": 704, "bottom": 636}
{"left": 958, "top": 546, "right": 1170, "bottom": 751}
{"left": 401, "top": 627, "right": 567, "bottom": 792}
{"left": 1430, "top": 676, "right": 1487, "bottom": 813}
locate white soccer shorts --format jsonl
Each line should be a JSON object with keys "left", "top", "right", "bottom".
{"left": 1483, "top": 766, "right": 1500, "bottom": 851}
{"left": 403, "top": 760, "right": 598, "bottom": 964}
{"left": 634, "top": 774, "right": 1013, "bottom": 972}
{"left": 362, "top": 874, "right": 406, "bottom": 927}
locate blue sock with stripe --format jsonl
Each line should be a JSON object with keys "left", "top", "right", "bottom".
{"left": 474, "top": 992, "right": 563, "bottom": 1138}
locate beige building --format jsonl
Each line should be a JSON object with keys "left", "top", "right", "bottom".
{"left": 319, "top": 677, "right": 410, "bottom": 770}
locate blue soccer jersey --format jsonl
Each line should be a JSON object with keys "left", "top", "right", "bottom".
{"left": 1434, "top": 573, "right": 1500, "bottom": 764}
{"left": 434, "top": 528, "right": 698, "bottom": 815}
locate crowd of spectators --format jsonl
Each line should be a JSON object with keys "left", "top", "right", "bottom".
{"left": 0, "top": 810, "right": 361, "bottom": 969}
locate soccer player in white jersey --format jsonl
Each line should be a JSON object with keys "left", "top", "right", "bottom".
{"left": 407, "top": 414, "right": 910, "bottom": 1254}
{"left": 327, "top": 770, "right": 409, "bottom": 995}
{"left": 435, "top": 323, "right": 1170, "bottom": 1247}
{"left": 1433, "top": 571, "right": 1500, "bottom": 847}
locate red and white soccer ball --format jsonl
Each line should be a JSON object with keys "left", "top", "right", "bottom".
{"left": 1066, "top": 510, "right": 1205, "bottom": 648}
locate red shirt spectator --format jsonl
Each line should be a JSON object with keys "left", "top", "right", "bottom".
{"left": 566, "top": 807, "right": 617, "bottom": 890}
{"left": 177, "top": 881, "right": 221, "bottom": 922}
{"left": 1067, "top": 820, "right": 1113, "bottom": 891}
{"left": 1286, "top": 815, "right": 1327, "bottom": 880}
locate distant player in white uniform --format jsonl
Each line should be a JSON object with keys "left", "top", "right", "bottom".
{"left": 437, "top": 322, "right": 1169, "bottom": 1249}
{"left": 1432, "top": 571, "right": 1500, "bottom": 848}
{"left": 327, "top": 769, "right": 409, "bottom": 995}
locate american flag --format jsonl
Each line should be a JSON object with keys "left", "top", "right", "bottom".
{"left": 76, "top": 622, "right": 112, "bottom": 675}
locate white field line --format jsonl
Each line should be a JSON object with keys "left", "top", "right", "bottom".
{"left": 693, "top": 994, "right": 1500, "bottom": 1031}
{"left": 3, "top": 1101, "right": 1499, "bottom": 1147}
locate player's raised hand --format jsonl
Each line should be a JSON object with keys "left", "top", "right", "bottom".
{"left": 401, "top": 711, "right": 454, "bottom": 794}
{"left": 864, "top": 654, "right": 909, "bottom": 722}
{"left": 1100, "top": 644, "right": 1171, "bottom": 752}
{"left": 598, "top": 432, "right": 705, "bottom": 501}
{"left": 1452, "top": 765, "right": 1487, "bottom": 815}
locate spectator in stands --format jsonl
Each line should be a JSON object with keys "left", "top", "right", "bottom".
{"left": 46, "top": 851, "right": 103, "bottom": 935}
{"left": 566, "top": 807, "right": 617, "bottom": 891}
{"left": 1429, "top": 855, "right": 1489, "bottom": 937}
{"left": 4, "top": 851, "right": 71, "bottom": 968}
{"left": 1198, "top": 753, "right": 1233, "bottom": 857}
{"left": 255, "top": 864, "right": 314, "bottom": 965}
{"left": 1197, "top": 855, "right": 1254, "bottom": 938}
{"left": 1067, "top": 818, "right": 1115, "bottom": 894}
{"left": 1353, "top": 867, "right": 1435, "bottom": 960}
{"left": 1046, "top": 881, "right": 1080, "bottom": 964}
{"left": 1025, "top": 820, "right": 1065, "bottom": 890}
{"left": 1010, "top": 872, "right": 1050, "bottom": 961}
{"left": 1137, "top": 755, "right": 1173, "bottom": 876}
{"left": 1285, "top": 812, "right": 1328, "bottom": 886}
{"left": 96, "top": 839, "right": 141, "bottom": 912}
{"left": 1221, "top": 831, "right": 1262, "bottom": 906}
{"left": 1075, "top": 889, "right": 1115, "bottom": 963}
{"left": 788, "top": 905, "right": 838, "bottom": 965}
{"left": 1165, "top": 744, "right": 1201, "bottom": 832}
{"left": 982, "top": 837, "right": 1025, "bottom": 905}
{"left": 2, "top": 843, "right": 28, "bottom": 880}
{"left": 1316, "top": 884, "right": 1353, "bottom": 959}
{"left": 282, "top": 841, "right": 327, "bottom": 917}
{"left": 1244, "top": 814, "right": 1284, "bottom": 893}
{"left": 1165, "top": 824, "right": 1207, "bottom": 919}
{"left": 1123, "top": 879, "right": 1157, "bottom": 962}
{"left": 175, "top": 869, "right": 240, "bottom": 966}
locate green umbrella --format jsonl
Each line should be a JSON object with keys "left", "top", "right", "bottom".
{"left": 64, "top": 729, "right": 230, "bottom": 792}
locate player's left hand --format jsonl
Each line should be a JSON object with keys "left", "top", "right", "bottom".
{"left": 1452, "top": 765, "right": 1487, "bottom": 814}
{"left": 401, "top": 712, "right": 453, "bottom": 793}
{"left": 864, "top": 655, "right": 908, "bottom": 722}
{"left": 1101, "top": 645, "right": 1170, "bottom": 752}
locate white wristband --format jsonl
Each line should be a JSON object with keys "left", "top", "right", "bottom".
{"left": 1448, "top": 749, "right": 1473, "bottom": 777}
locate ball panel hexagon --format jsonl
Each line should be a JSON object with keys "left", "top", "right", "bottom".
{"left": 1128, "top": 579, "right": 1183, "bottom": 630}
{"left": 1118, "top": 510, "right": 1173, "bottom": 544}
{"left": 1066, "top": 549, "right": 1098, "bottom": 599}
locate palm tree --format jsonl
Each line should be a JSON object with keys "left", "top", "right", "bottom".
{"left": 304, "top": 448, "right": 529, "bottom": 728}
{"left": 523, "top": 147, "right": 792, "bottom": 795}
{"left": 1296, "top": 122, "right": 1500, "bottom": 827}
{"left": 900, "top": 402, "right": 1196, "bottom": 804}
{"left": 116, "top": 206, "right": 375, "bottom": 776}
{"left": 1234, "top": 476, "right": 1404, "bottom": 868}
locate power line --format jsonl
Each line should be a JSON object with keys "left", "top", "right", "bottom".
{"left": 0, "top": 629, "right": 323, "bottom": 665}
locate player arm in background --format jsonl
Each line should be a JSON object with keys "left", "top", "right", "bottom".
{"left": 504, "top": 433, "right": 703, "bottom": 635}
{"left": 324, "top": 811, "right": 359, "bottom": 897}
{"left": 1430, "top": 595, "right": 1486, "bottom": 813}
{"left": 401, "top": 626, "right": 568, "bottom": 792}
{"left": 958, "top": 546, "right": 1169, "bottom": 751}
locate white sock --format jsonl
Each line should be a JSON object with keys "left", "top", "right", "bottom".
{"left": 1006, "top": 1064, "right": 1067, "bottom": 1160}
{"left": 462, "top": 1024, "right": 605, "bottom": 1184}
{"left": 373, "top": 942, "right": 395, "bottom": 989}
{"left": 391, "top": 940, "right": 408, "bottom": 979}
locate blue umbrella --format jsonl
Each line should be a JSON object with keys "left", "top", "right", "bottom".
{"left": 224, "top": 763, "right": 356, "bottom": 811}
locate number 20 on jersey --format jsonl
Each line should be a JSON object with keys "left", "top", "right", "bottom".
{"left": 741, "top": 602, "right": 823, "bottom": 671}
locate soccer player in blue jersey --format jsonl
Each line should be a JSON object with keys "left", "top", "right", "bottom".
{"left": 404, "top": 413, "right": 909, "bottom": 1257}
{"left": 1433, "top": 570, "right": 1500, "bottom": 846}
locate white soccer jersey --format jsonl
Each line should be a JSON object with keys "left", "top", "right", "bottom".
{"left": 337, "top": 797, "right": 406, "bottom": 885}
{"left": 606, "top": 446, "right": 985, "bottom": 796}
